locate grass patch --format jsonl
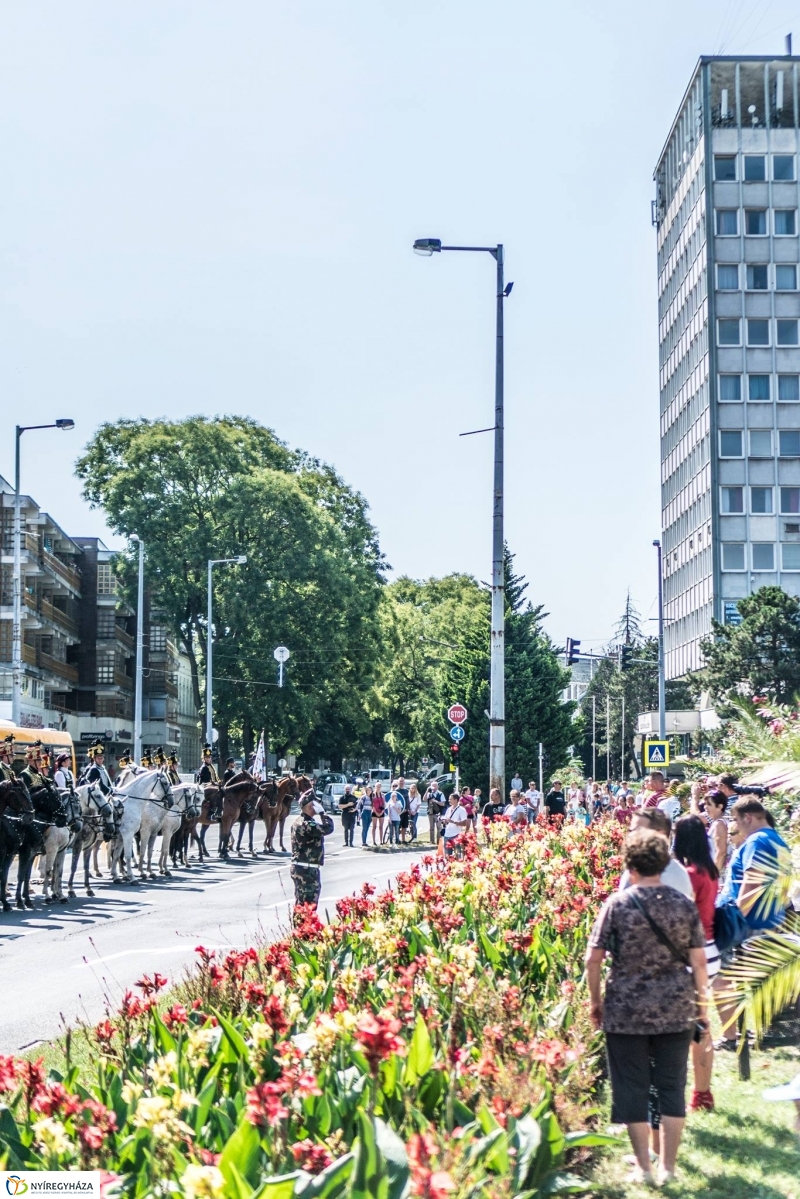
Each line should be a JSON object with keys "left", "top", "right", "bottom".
{"left": 587, "top": 1044, "right": 800, "bottom": 1198}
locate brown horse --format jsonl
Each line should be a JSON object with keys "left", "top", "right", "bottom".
{"left": 265, "top": 774, "right": 314, "bottom": 854}
{"left": 198, "top": 770, "right": 262, "bottom": 860}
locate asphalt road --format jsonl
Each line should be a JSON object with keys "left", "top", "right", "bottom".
{"left": 0, "top": 825, "right": 428, "bottom": 1054}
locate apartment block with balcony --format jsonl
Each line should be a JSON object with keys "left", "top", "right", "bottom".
{"left": 0, "top": 476, "right": 83, "bottom": 728}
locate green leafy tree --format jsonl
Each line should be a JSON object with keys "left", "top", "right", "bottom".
{"left": 76, "top": 416, "right": 384, "bottom": 762}
{"left": 700, "top": 586, "right": 800, "bottom": 706}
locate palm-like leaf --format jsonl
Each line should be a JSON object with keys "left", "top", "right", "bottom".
{"left": 721, "top": 910, "right": 800, "bottom": 1040}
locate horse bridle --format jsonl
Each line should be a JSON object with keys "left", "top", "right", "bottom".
{"left": 110, "top": 771, "right": 174, "bottom": 809}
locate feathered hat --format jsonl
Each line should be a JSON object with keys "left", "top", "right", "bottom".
{"left": 25, "top": 739, "right": 43, "bottom": 761}
{"left": 118, "top": 752, "right": 132, "bottom": 768}
{"left": 202, "top": 743, "right": 213, "bottom": 756}
{"left": 155, "top": 746, "right": 167, "bottom": 765}
{"left": 140, "top": 750, "right": 153, "bottom": 767}
{"left": 87, "top": 741, "right": 105, "bottom": 759}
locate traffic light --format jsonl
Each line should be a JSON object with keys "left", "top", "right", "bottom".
{"left": 450, "top": 743, "right": 460, "bottom": 762}
{"left": 566, "top": 637, "right": 581, "bottom": 666}
{"left": 620, "top": 644, "right": 634, "bottom": 671}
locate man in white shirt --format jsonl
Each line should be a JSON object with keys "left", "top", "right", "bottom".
{"left": 442, "top": 795, "right": 468, "bottom": 856}
{"left": 511, "top": 770, "right": 523, "bottom": 793}
{"left": 524, "top": 782, "right": 541, "bottom": 824}
{"left": 618, "top": 809, "right": 694, "bottom": 899}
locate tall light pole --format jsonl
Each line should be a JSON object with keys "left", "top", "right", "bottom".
{"left": 205, "top": 556, "right": 247, "bottom": 747}
{"left": 413, "top": 238, "right": 512, "bottom": 794}
{"left": 130, "top": 535, "right": 145, "bottom": 762}
{"left": 653, "top": 539, "right": 666, "bottom": 740}
{"left": 12, "top": 419, "right": 75, "bottom": 725}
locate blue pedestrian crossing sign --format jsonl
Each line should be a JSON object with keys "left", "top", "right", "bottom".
{"left": 449, "top": 725, "right": 465, "bottom": 742}
{"left": 644, "top": 740, "right": 670, "bottom": 769}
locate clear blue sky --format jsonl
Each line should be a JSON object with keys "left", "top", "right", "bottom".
{"left": 0, "top": 1, "right": 793, "bottom": 651}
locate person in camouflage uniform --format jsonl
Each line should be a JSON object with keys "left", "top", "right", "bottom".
{"left": 290, "top": 793, "right": 334, "bottom": 911}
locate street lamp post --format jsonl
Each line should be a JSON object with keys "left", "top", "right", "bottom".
{"left": 653, "top": 539, "right": 666, "bottom": 740}
{"left": 413, "top": 238, "right": 512, "bottom": 794}
{"left": 12, "top": 420, "right": 75, "bottom": 725}
{"left": 205, "top": 556, "right": 247, "bottom": 747}
{"left": 130, "top": 535, "right": 145, "bottom": 763}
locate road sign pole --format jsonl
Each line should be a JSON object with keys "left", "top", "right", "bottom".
{"left": 538, "top": 741, "right": 543, "bottom": 794}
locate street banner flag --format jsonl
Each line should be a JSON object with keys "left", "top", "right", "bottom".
{"left": 252, "top": 731, "right": 266, "bottom": 780}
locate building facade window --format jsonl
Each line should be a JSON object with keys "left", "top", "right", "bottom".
{"left": 719, "top": 318, "right": 741, "bottom": 345}
{"left": 780, "top": 430, "right": 800, "bottom": 456}
{"left": 751, "top": 486, "right": 774, "bottom": 513}
{"left": 714, "top": 154, "right": 737, "bottom": 180}
{"left": 775, "top": 210, "right": 797, "bottom": 236}
{"left": 752, "top": 543, "right": 776, "bottom": 570}
{"left": 718, "top": 264, "right": 740, "bottom": 289}
{"left": 722, "top": 543, "right": 746, "bottom": 570}
{"left": 745, "top": 155, "right": 766, "bottom": 180}
{"left": 716, "top": 209, "right": 739, "bottom": 235}
{"left": 746, "top": 264, "right": 767, "bottom": 290}
{"left": 779, "top": 375, "right": 800, "bottom": 400}
{"left": 149, "top": 625, "right": 168, "bottom": 652}
{"left": 782, "top": 543, "right": 800, "bottom": 569}
{"left": 780, "top": 487, "right": 800, "bottom": 513}
{"left": 750, "top": 429, "right": 773, "bottom": 456}
{"left": 720, "top": 374, "right": 742, "bottom": 401}
{"left": 96, "top": 651, "right": 116, "bottom": 684}
{"left": 778, "top": 319, "right": 799, "bottom": 345}
{"left": 748, "top": 374, "right": 770, "bottom": 400}
{"left": 774, "top": 154, "right": 795, "bottom": 180}
{"left": 720, "top": 430, "right": 743, "bottom": 456}
{"left": 721, "top": 486, "right": 744, "bottom": 513}
{"left": 96, "top": 609, "right": 117, "bottom": 639}
{"left": 745, "top": 209, "right": 767, "bottom": 235}
{"left": 776, "top": 265, "right": 797, "bottom": 290}
{"left": 748, "top": 318, "right": 770, "bottom": 345}
{"left": 97, "top": 564, "right": 117, "bottom": 595}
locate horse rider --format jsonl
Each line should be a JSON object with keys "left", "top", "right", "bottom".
{"left": 155, "top": 746, "right": 168, "bottom": 771}
{"left": 0, "top": 734, "right": 16, "bottom": 784}
{"left": 222, "top": 757, "right": 237, "bottom": 784}
{"left": 166, "top": 753, "right": 181, "bottom": 787}
{"left": 117, "top": 751, "right": 133, "bottom": 772}
{"left": 198, "top": 744, "right": 223, "bottom": 820}
{"left": 290, "top": 792, "right": 334, "bottom": 914}
{"left": 53, "top": 752, "right": 75, "bottom": 791}
{"left": 21, "top": 741, "right": 47, "bottom": 793}
{"left": 80, "top": 742, "right": 113, "bottom": 797}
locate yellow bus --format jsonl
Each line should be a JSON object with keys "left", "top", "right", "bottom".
{"left": 0, "top": 720, "right": 76, "bottom": 776}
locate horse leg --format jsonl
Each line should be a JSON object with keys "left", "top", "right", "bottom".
{"left": 235, "top": 816, "right": 246, "bottom": 854}
{"left": 68, "top": 838, "right": 80, "bottom": 897}
{"left": 55, "top": 845, "right": 68, "bottom": 902}
{"left": 92, "top": 840, "right": 102, "bottom": 877}
{"left": 248, "top": 818, "right": 256, "bottom": 855}
{"left": 278, "top": 813, "right": 288, "bottom": 853}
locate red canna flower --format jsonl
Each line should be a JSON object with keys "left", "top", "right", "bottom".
{"left": 291, "top": 1139, "right": 333, "bottom": 1174}
{"left": 93, "top": 1020, "right": 116, "bottom": 1047}
{"left": 135, "top": 972, "right": 168, "bottom": 996}
{"left": 246, "top": 1081, "right": 288, "bottom": 1127}
{"left": 198, "top": 1149, "right": 221, "bottom": 1166}
{"left": 0, "top": 1055, "right": 19, "bottom": 1093}
{"left": 355, "top": 1009, "right": 406, "bottom": 1074}
{"left": 163, "top": 1004, "right": 189, "bottom": 1029}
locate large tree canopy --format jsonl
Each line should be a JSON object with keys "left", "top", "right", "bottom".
{"left": 700, "top": 585, "right": 800, "bottom": 706}
{"left": 76, "top": 416, "right": 385, "bottom": 760}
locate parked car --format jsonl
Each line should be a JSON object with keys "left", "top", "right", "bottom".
{"left": 365, "top": 768, "right": 392, "bottom": 788}
{"left": 322, "top": 782, "right": 348, "bottom": 813}
{"left": 315, "top": 771, "right": 348, "bottom": 798}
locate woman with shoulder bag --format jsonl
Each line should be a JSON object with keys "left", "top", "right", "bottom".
{"left": 585, "top": 828, "right": 709, "bottom": 1188}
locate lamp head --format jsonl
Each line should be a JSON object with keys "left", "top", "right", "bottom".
{"left": 236, "top": 556, "right": 247, "bottom": 565}
{"left": 652, "top": 539, "right": 661, "bottom": 548}
{"left": 55, "top": 419, "right": 75, "bottom": 431}
{"left": 413, "top": 238, "right": 442, "bottom": 256}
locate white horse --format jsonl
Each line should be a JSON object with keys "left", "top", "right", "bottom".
{"left": 38, "top": 790, "right": 82, "bottom": 904}
{"left": 67, "top": 783, "right": 116, "bottom": 897}
{"left": 109, "top": 770, "right": 174, "bottom": 884}
{"left": 139, "top": 783, "right": 202, "bottom": 879}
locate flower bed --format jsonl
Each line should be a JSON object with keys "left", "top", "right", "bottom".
{"left": 0, "top": 820, "right": 624, "bottom": 1199}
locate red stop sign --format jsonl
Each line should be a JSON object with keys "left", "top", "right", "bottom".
{"left": 447, "top": 703, "right": 467, "bottom": 725}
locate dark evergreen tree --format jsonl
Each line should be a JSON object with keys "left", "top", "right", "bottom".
{"left": 700, "top": 586, "right": 800, "bottom": 706}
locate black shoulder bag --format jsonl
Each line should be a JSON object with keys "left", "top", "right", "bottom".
{"left": 629, "top": 891, "right": 705, "bottom": 1042}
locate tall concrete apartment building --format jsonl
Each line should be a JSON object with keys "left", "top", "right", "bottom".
{"left": 655, "top": 56, "right": 800, "bottom": 678}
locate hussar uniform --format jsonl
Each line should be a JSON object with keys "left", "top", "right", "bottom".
{"left": 290, "top": 805, "right": 334, "bottom": 909}
{"left": 21, "top": 742, "right": 47, "bottom": 793}
{"left": 0, "top": 735, "right": 16, "bottom": 784}
{"left": 81, "top": 743, "right": 113, "bottom": 796}
{"left": 140, "top": 750, "right": 153, "bottom": 768}
{"left": 166, "top": 754, "right": 181, "bottom": 787}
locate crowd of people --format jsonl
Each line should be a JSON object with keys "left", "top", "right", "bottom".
{"left": 325, "top": 765, "right": 797, "bottom": 1185}
{"left": 584, "top": 771, "right": 794, "bottom": 1186}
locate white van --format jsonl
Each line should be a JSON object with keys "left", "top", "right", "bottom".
{"left": 366, "top": 768, "right": 392, "bottom": 787}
